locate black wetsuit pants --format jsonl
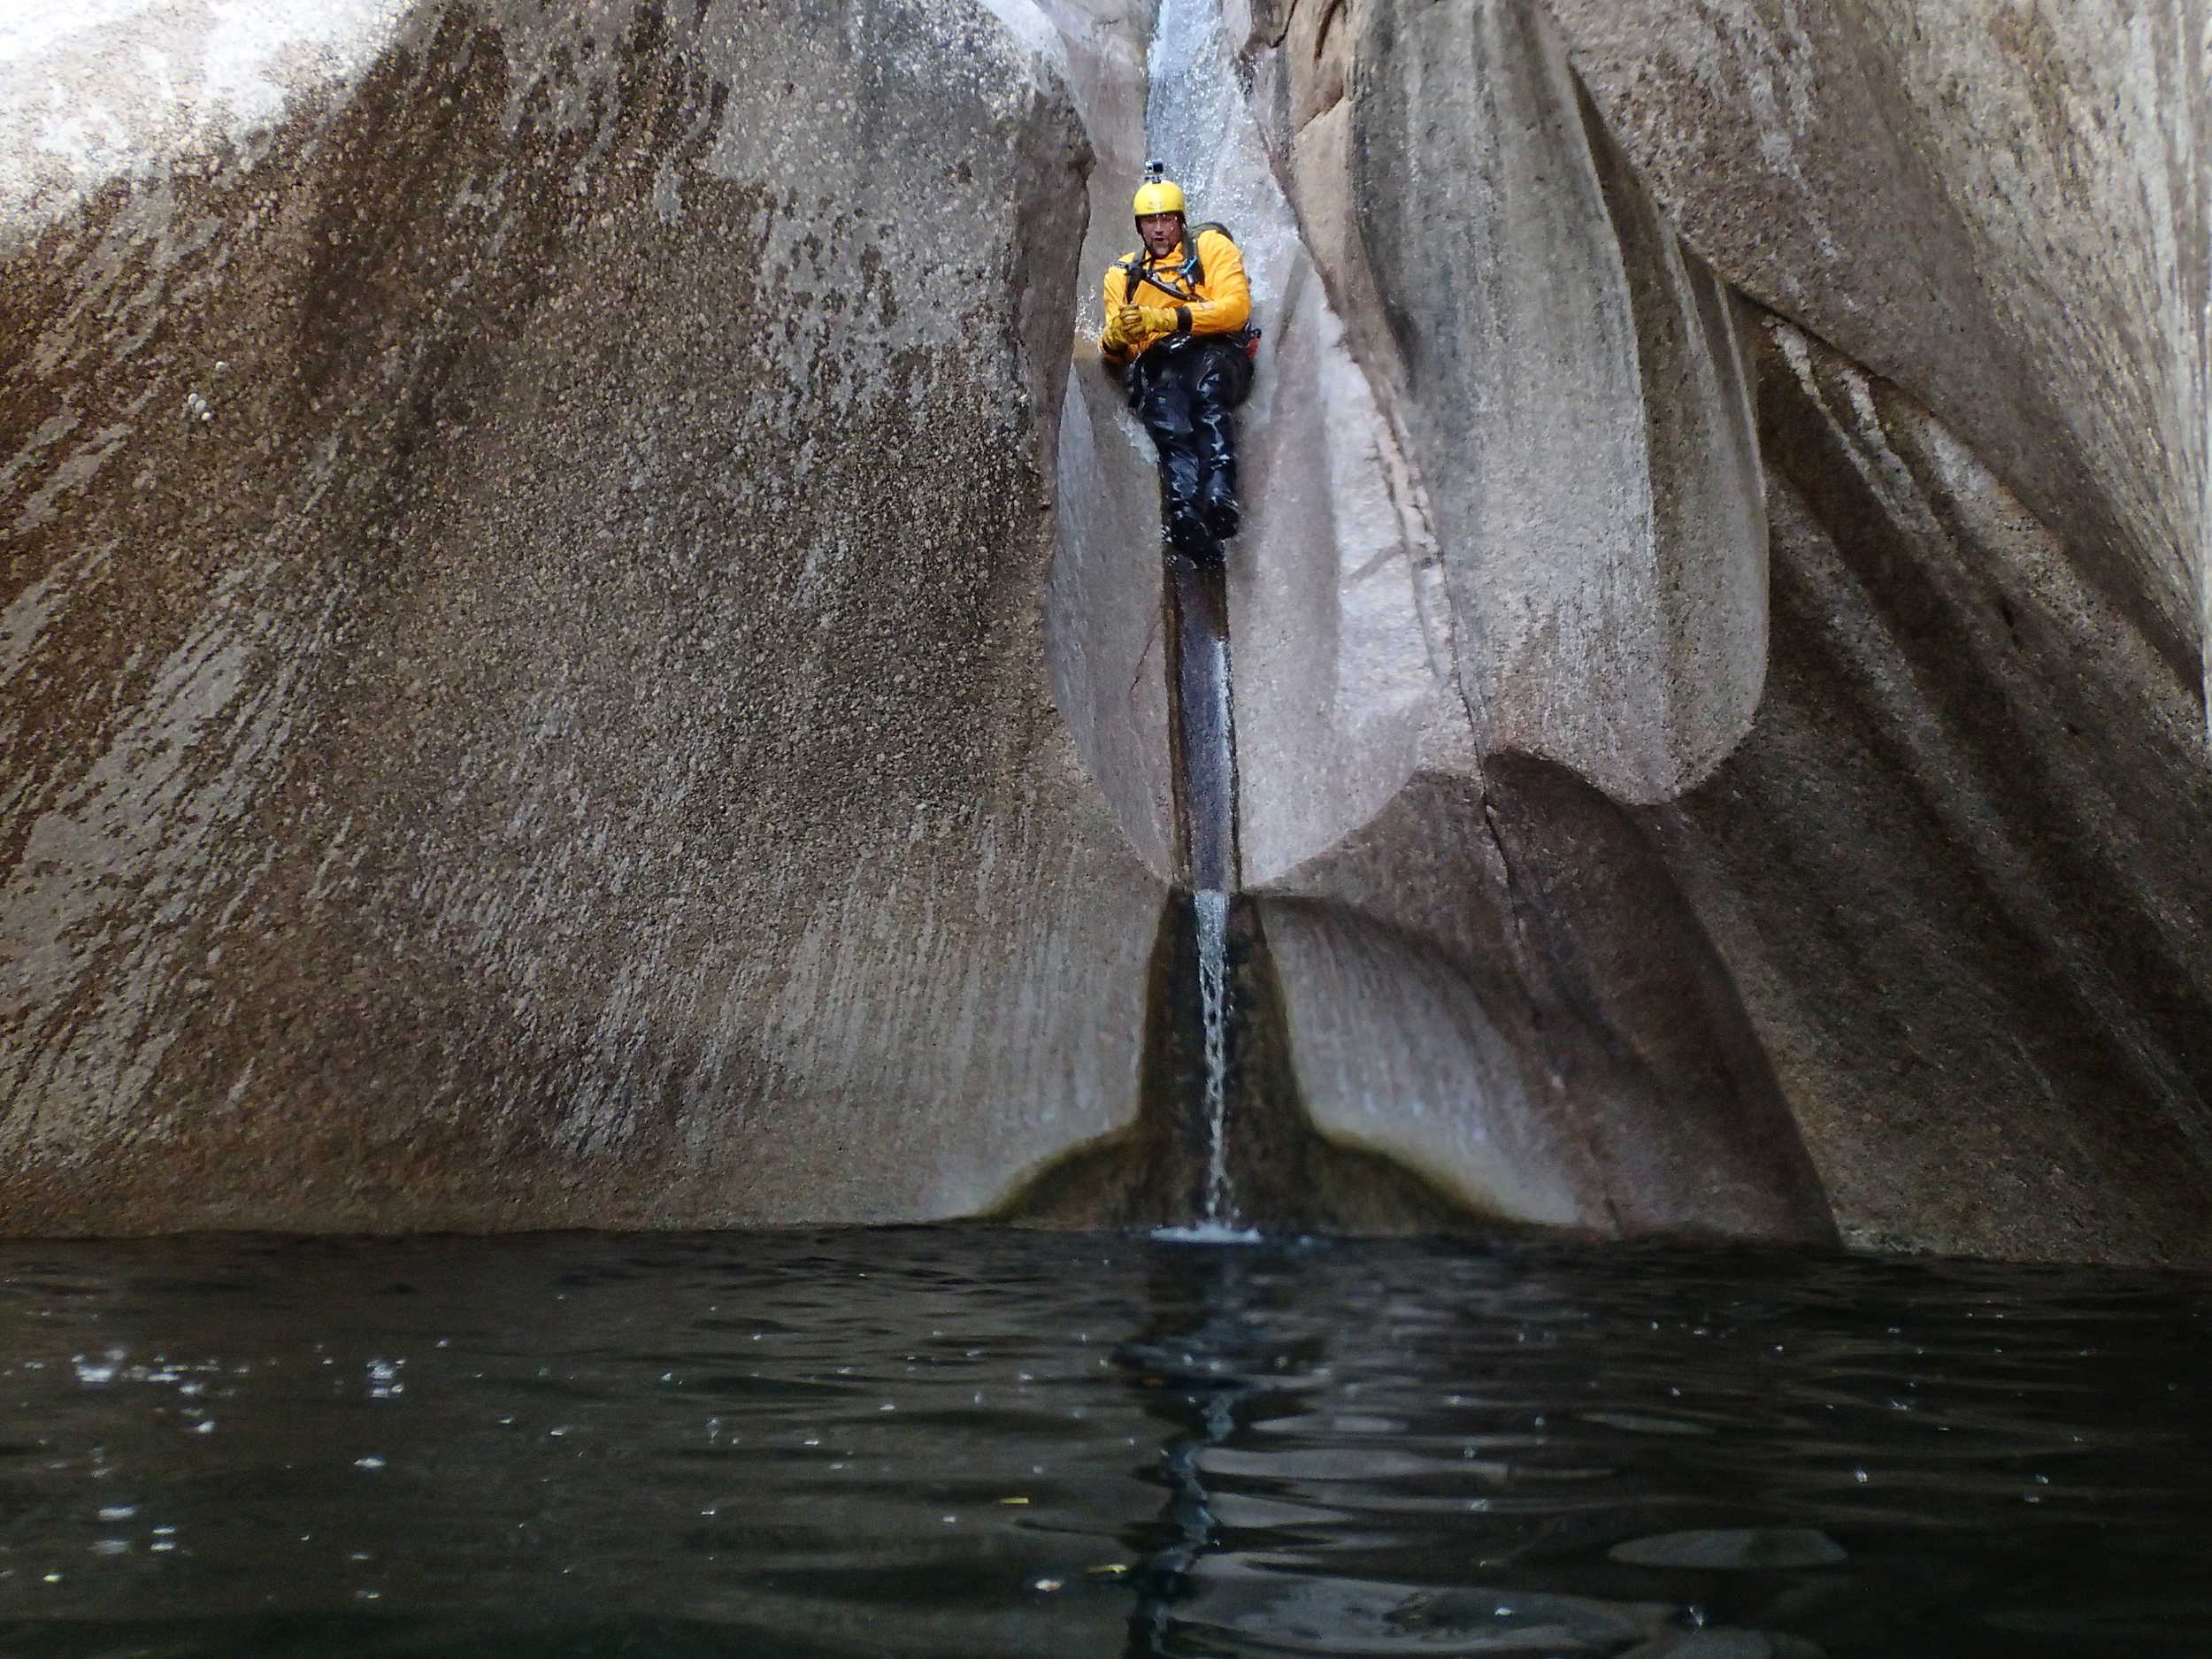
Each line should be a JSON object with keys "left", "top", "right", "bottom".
{"left": 1129, "top": 337, "right": 1253, "bottom": 562}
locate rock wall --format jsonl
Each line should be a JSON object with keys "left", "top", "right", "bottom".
{"left": 1018, "top": 0, "right": 1833, "bottom": 1243}
{"left": 1649, "top": 319, "right": 2212, "bottom": 1263}
{"left": 4, "top": 0, "right": 2206, "bottom": 1261}
{"left": 1548, "top": 0, "right": 2208, "bottom": 711}
{"left": 1242, "top": 0, "right": 1770, "bottom": 806}
{"left": 1175, "top": 0, "right": 1833, "bottom": 1244}
{"left": 1261, "top": 758, "right": 1835, "bottom": 1242}
{"left": 0, "top": 0, "right": 1168, "bottom": 1232}
{"left": 1533, "top": 0, "right": 2211, "bottom": 1249}
{"left": 1234, "top": 0, "right": 2212, "bottom": 1262}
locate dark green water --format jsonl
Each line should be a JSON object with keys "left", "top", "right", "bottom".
{"left": 0, "top": 1229, "right": 2204, "bottom": 1658}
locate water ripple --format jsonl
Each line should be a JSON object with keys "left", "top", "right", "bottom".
{"left": 0, "top": 1231, "right": 2199, "bottom": 1657}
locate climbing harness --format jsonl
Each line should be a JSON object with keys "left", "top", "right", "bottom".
{"left": 1117, "top": 223, "right": 1263, "bottom": 361}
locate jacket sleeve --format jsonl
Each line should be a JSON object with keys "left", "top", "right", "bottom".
{"left": 1101, "top": 262, "right": 1133, "bottom": 363}
{"left": 1184, "top": 229, "right": 1250, "bottom": 335}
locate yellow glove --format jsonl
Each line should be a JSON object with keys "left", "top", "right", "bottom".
{"left": 1099, "top": 310, "right": 1134, "bottom": 354}
{"left": 1125, "top": 303, "right": 1181, "bottom": 339}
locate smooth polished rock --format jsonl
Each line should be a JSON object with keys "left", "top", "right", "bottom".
{"left": 1352, "top": 0, "right": 1769, "bottom": 806}
{"left": 1233, "top": 0, "right": 2212, "bottom": 1262}
{"left": 1265, "top": 765, "right": 1835, "bottom": 1241}
{"left": 1256, "top": 891, "right": 1609, "bottom": 1229}
{"left": 0, "top": 0, "right": 1164, "bottom": 1232}
{"left": 1641, "top": 319, "right": 2212, "bottom": 1264}
{"left": 1547, "top": 0, "right": 2208, "bottom": 712}
{"left": 1042, "top": 1, "right": 1827, "bottom": 1241}
{"left": 1242, "top": 0, "right": 1770, "bottom": 807}
{"left": 1037, "top": 0, "right": 1182, "bottom": 877}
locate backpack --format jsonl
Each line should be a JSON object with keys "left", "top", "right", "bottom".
{"left": 1118, "top": 222, "right": 1263, "bottom": 360}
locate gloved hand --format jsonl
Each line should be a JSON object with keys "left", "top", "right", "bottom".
{"left": 1099, "top": 309, "right": 1134, "bottom": 353}
{"left": 1128, "top": 303, "right": 1180, "bottom": 338}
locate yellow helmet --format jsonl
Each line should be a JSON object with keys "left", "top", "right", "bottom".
{"left": 1133, "top": 164, "right": 1186, "bottom": 220}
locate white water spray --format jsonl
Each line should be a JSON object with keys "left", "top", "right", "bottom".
{"left": 1194, "top": 886, "right": 1233, "bottom": 1226}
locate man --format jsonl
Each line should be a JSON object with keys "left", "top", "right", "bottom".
{"left": 1098, "top": 166, "right": 1255, "bottom": 565}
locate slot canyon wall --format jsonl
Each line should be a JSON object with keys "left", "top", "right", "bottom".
{"left": 2, "top": 0, "right": 2208, "bottom": 1262}
{"left": 1237, "top": 0, "right": 2212, "bottom": 1262}
{"left": 0, "top": 0, "right": 1166, "bottom": 1231}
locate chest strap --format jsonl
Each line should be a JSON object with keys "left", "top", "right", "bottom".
{"left": 1118, "top": 239, "right": 1210, "bottom": 306}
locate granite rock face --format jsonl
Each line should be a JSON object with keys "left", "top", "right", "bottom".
{"left": 4, "top": 0, "right": 2208, "bottom": 1261}
{"left": 1261, "top": 757, "right": 1834, "bottom": 1243}
{"left": 0, "top": 0, "right": 1169, "bottom": 1232}
{"left": 1548, "top": 0, "right": 2208, "bottom": 710}
{"left": 1194, "top": 0, "right": 1829, "bottom": 1245}
{"left": 1035, "top": 0, "right": 1832, "bottom": 1243}
{"left": 1647, "top": 319, "right": 2212, "bottom": 1263}
{"left": 1241, "top": 0, "right": 1770, "bottom": 807}
{"left": 1537, "top": 0, "right": 2211, "bottom": 1249}
{"left": 1233, "top": 0, "right": 2212, "bottom": 1261}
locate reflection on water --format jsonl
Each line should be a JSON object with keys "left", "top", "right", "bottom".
{"left": 0, "top": 1228, "right": 2204, "bottom": 1657}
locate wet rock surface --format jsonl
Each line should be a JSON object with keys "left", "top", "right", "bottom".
{"left": 1642, "top": 320, "right": 2212, "bottom": 1264}
{"left": 1239, "top": 0, "right": 2212, "bottom": 1256}
{"left": 1547, "top": 0, "right": 2207, "bottom": 700}
{"left": 996, "top": 887, "right": 1485, "bottom": 1233}
{"left": 1346, "top": 0, "right": 1770, "bottom": 804}
{"left": 1242, "top": 0, "right": 1770, "bottom": 807}
{"left": 4, "top": 0, "right": 2208, "bottom": 1259}
{"left": 0, "top": 0, "right": 1162, "bottom": 1230}
{"left": 1034, "top": 0, "right": 1831, "bottom": 1241}
{"left": 1266, "top": 760, "right": 1835, "bottom": 1245}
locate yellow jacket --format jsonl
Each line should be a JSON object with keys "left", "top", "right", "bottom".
{"left": 1100, "top": 226, "right": 1251, "bottom": 363}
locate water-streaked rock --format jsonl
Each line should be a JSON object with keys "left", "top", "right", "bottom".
{"left": 0, "top": 0, "right": 1163, "bottom": 1231}
{"left": 1549, "top": 0, "right": 2207, "bottom": 715}
{"left": 1245, "top": 0, "right": 1770, "bottom": 806}
{"left": 5, "top": 0, "right": 2208, "bottom": 1261}
{"left": 1644, "top": 320, "right": 2212, "bottom": 1263}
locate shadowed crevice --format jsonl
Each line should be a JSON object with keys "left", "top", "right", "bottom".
{"left": 1165, "top": 557, "right": 1240, "bottom": 892}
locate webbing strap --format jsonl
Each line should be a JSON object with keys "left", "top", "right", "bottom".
{"left": 1124, "top": 260, "right": 1198, "bottom": 306}
{"left": 1123, "top": 223, "right": 1230, "bottom": 306}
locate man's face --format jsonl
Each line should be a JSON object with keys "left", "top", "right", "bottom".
{"left": 1138, "top": 211, "right": 1184, "bottom": 258}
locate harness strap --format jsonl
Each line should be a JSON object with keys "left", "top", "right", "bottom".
{"left": 1119, "top": 227, "right": 1258, "bottom": 354}
{"left": 1124, "top": 262, "right": 1199, "bottom": 306}
{"left": 1123, "top": 224, "right": 1231, "bottom": 307}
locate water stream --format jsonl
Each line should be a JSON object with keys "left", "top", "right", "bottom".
{"left": 1192, "top": 886, "right": 1234, "bottom": 1229}
{"left": 1148, "top": 0, "right": 1249, "bottom": 1237}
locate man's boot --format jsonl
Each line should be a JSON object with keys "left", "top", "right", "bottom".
{"left": 1194, "top": 375, "right": 1242, "bottom": 541}
{"left": 1198, "top": 452, "right": 1239, "bottom": 541}
{"left": 1156, "top": 426, "right": 1220, "bottom": 565}
{"left": 1164, "top": 514, "right": 1221, "bottom": 567}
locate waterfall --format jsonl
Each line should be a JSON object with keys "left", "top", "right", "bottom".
{"left": 1193, "top": 887, "right": 1233, "bottom": 1226}
{"left": 1147, "top": 0, "right": 1263, "bottom": 1242}
{"left": 1145, "top": 0, "right": 1275, "bottom": 242}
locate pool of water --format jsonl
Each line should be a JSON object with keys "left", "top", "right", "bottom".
{"left": 0, "top": 1228, "right": 2203, "bottom": 1657}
